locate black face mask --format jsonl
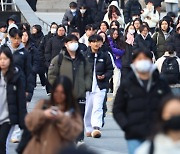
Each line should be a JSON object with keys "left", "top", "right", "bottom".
{"left": 163, "top": 116, "right": 180, "bottom": 131}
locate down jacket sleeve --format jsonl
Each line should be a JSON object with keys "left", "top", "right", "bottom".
{"left": 113, "top": 82, "right": 128, "bottom": 131}
{"left": 48, "top": 55, "right": 59, "bottom": 86}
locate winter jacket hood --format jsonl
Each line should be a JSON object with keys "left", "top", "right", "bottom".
{"left": 8, "top": 42, "right": 25, "bottom": 53}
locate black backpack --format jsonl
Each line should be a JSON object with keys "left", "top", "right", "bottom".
{"left": 161, "top": 56, "right": 180, "bottom": 84}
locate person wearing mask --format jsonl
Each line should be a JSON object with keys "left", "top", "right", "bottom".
{"left": 165, "top": 0, "right": 179, "bottom": 17}
{"left": 79, "top": 24, "right": 95, "bottom": 47}
{"left": 135, "top": 95, "right": 180, "bottom": 154}
{"left": 97, "top": 21, "right": 109, "bottom": 34}
{"left": 70, "top": 29, "right": 87, "bottom": 56}
{"left": 38, "top": 22, "right": 58, "bottom": 95}
{"left": 7, "top": 15, "right": 18, "bottom": 27}
{"left": 0, "top": 22, "right": 7, "bottom": 44}
{"left": 48, "top": 34, "right": 91, "bottom": 144}
{"left": 84, "top": 35, "right": 113, "bottom": 138}
{"left": 0, "top": 45, "right": 26, "bottom": 154}
{"left": 124, "top": 0, "right": 142, "bottom": 24}
{"left": 31, "top": 24, "right": 44, "bottom": 48}
{"left": 108, "top": 28, "right": 125, "bottom": 96}
{"left": 167, "top": 26, "right": 180, "bottom": 58}
{"left": 45, "top": 25, "right": 66, "bottom": 67}
{"left": 133, "top": 25, "right": 156, "bottom": 56}
{"left": 62, "top": 2, "right": 78, "bottom": 34}
{"left": 155, "top": 45, "right": 180, "bottom": 95}
{"left": 71, "top": 4, "right": 93, "bottom": 37}
{"left": 152, "top": 19, "right": 174, "bottom": 59}
{"left": 23, "top": 76, "right": 83, "bottom": 154}
{"left": 113, "top": 50, "right": 171, "bottom": 154}
{"left": 77, "top": 0, "right": 107, "bottom": 28}
{"left": 103, "top": 1, "right": 124, "bottom": 27}
{"left": 141, "top": 1, "right": 159, "bottom": 34}
{"left": 133, "top": 18, "right": 143, "bottom": 34}
{"left": 121, "top": 24, "right": 136, "bottom": 79}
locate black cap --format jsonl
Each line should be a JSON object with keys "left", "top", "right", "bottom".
{"left": 0, "top": 22, "right": 7, "bottom": 28}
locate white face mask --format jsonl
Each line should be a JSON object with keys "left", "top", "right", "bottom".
{"left": 128, "top": 29, "right": 135, "bottom": 35}
{"left": 134, "top": 60, "right": 152, "bottom": 73}
{"left": 71, "top": 9, "right": 76, "bottom": 13}
{"left": 67, "top": 42, "right": 79, "bottom": 52}
{"left": 80, "top": 9, "right": 86, "bottom": 14}
{"left": 50, "top": 28, "right": 56, "bottom": 34}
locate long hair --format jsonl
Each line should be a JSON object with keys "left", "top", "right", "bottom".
{"left": 109, "top": 28, "right": 125, "bottom": 50}
{"left": 22, "top": 30, "right": 33, "bottom": 47}
{"left": 97, "top": 31, "right": 110, "bottom": 45}
{"left": 124, "top": 24, "right": 137, "bottom": 40}
{"left": 108, "top": 5, "right": 121, "bottom": 20}
{"left": 0, "top": 45, "right": 14, "bottom": 82}
{"left": 50, "top": 76, "right": 79, "bottom": 113}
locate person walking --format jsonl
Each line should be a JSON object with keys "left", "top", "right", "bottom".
{"left": 113, "top": 50, "right": 171, "bottom": 154}
{"left": 48, "top": 34, "right": 92, "bottom": 144}
{"left": 136, "top": 95, "right": 180, "bottom": 154}
{"left": 0, "top": 45, "right": 26, "bottom": 154}
{"left": 23, "top": 76, "right": 83, "bottom": 154}
{"left": 84, "top": 35, "right": 113, "bottom": 138}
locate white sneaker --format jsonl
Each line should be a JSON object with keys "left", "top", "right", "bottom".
{"left": 47, "top": 93, "right": 51, "bottom": 96}
{"left": 42, "top": 86, "right": 46, "bottom": 90}
{"left": 77, "top": 140, "right": 85, "bottom": 147}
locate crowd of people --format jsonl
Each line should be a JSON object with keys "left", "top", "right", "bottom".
{"left": 0, "top": 0, "right": 180, "bottom": 154}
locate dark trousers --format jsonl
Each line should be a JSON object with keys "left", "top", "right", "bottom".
{"left": 26, "top": 0, "right": 37, "bottom": 11}
{"left": 0, "top": 122, "right": 11, "bottom": 154}
{"left": 77, "top": 103, "right": 85, "bottom": 141}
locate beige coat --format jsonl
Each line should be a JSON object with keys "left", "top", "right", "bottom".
{"left": 23, "top": 100, "right": 83, "bottom": 154}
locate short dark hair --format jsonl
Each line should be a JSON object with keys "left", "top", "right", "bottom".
{"left": 139, "top": 24, "right": 149, "bottom": 33}
{"left": 85, "top": 24, "right": 94, "bottom": 31}
{"left": 57, "top": 24, "right": 66, "bottom": 32}
{"left": 132, "top": 51, "right": 153, "bottom": 61}
{"left": 167, "top": 11, "right": 176, "bottom": 18}
{"left": 50, "top": 22, "right": 58, "bottom": 28}
{"left": 71, "top": 29, "right": 80, "bottom": 34}
{"left": 9, "top": 27, "right": 23, "bottom": 38}
{"left": 69, "top": 2, "right": 77, "bottom": 8}
{"left": 100, "top": 21, "right": 109, "bottom": 29}
{"left": 88, "top": 34, "right": 103, "bottom": 43}
{"left": 64, "top": 34, "right": 78, "bottom": 43}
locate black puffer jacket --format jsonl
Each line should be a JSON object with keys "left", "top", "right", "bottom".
{"left": 77, "top": 0, "right": 106, "bottom": 28}
{"left": 8, "top": 43, "right": 34, "bottom": 94}
{"left": 113, "top": 68, "right": 171, "bottom": 140}
{"left": 31, "top": 31, "right": 44, "bottom": 48}
{"left": 39, "top": 32, "right": 55, "bottom": 68}
{"left": 85, "top": 47, "right": 113, "bottom": 90}
{"left": 5, "top": 68, "right": 27, "bottom": 129}
{"left": 26, "top": 42, "right": 39, "bottom": 74}
{"left": 133, "top": 34, "right": 156, "bottom": 53}
{"left": 167, "top": 33, "right": 180, "bottom": 58}
{"left": 45, "top": 35, "right": 65, "bottom": 67}
{"left": 124, "top": 0, "right": 142, "bottom": 24}
{"left": 71, "top": 11, "right": 93, "bottom": 37}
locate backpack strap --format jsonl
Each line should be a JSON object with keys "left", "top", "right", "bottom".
{"left": 58, "top": 53, "right": 63, "bottom": 67}
{"left": 149, "top": 140, "right": 154, "bottom": 154}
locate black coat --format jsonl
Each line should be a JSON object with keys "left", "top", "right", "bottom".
{"left": 124, "top": 0, "right": 142, "bottom": 24}
{"left": 85, "top": 47, "right": 113, "bottom": 90}
{"left": 38, "top": 32, "right": 56, "bottom": 68}
{"left": 5, "top": 68, "right": 27, "bottom": 129}
{"left": 167, "top": 33, "right": 180, "bottom": 58}
{"left": 45, "top": 35, "right": 65, "bottom": 67}
{"left": 26, "top": 43, "right": 39, "bottom": 74}
{"left": 113, "top": 69, "right": 171, "bottom": 140}
{"left": 133, "top": 34, "right": 156, "bottom": 53}
{"left": 71, "top": 11, "right": 93, "bottom": 36}
{"left": 12, "top": 46, "right": 34, "bottom": 94}
{"left": 77, "top": 0, "right": 106, "bottom": 28}
{"left": 31, "top": 31, "right": 44, "bottom": 48}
